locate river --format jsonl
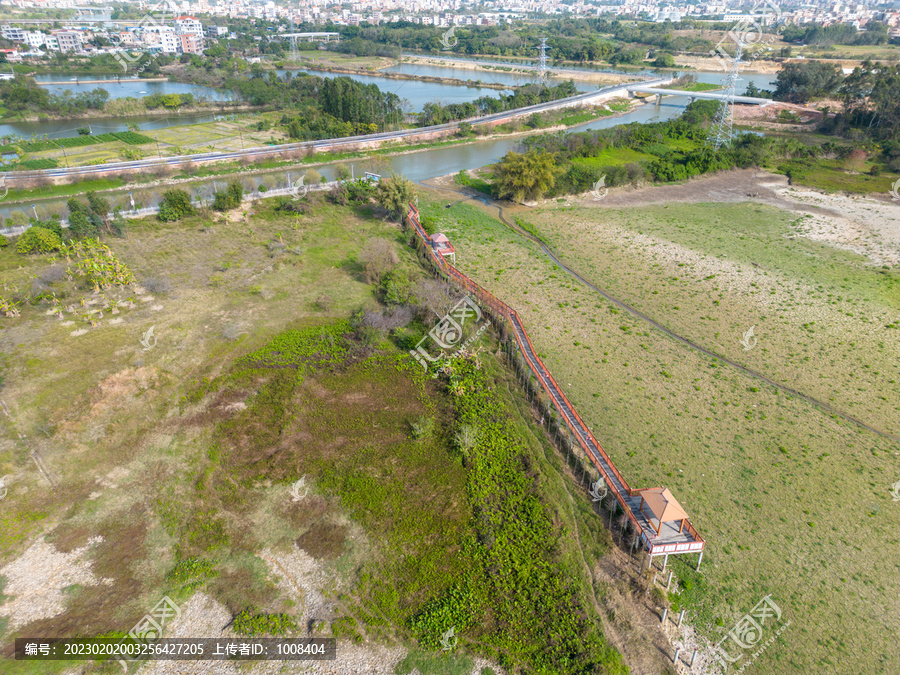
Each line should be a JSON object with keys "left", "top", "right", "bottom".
{"left": 0, "top": 94, "right": 695, "bottom": 221}
{"left": 7, "top": 61, "right": 776, "bottom": 143}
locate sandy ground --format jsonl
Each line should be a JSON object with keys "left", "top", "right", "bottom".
{"left": 732, "top": 100, "right": 826, "bottom": 130}
{"left": 561, "top": 169, "right": 900, "bottom": 267}
{"left": 129, "top": 546, "right": 505, "bottom": 675}
{"left": 0, "top": 537, "right": 109, "bottom": 632}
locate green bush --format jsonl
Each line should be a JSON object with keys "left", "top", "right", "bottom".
{"left": 158, "top": 189, "right": 196, "bottom": 222}
{"left": 232, "top": 611, "right": 297, "bottom": 637}
{"left": 378, "top": 268, "right": 416, "bottom": 305}
{"left": 213, "top": 181, "right": 243, "bottom": 211}
{"left": 15, "top": 226, "right": 62, "bottom": 254}
{"left": 0, "top": 234, "right": 8, "bottom": 248}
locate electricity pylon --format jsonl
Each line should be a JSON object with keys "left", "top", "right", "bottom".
{"left": 708, "top": 40, "right": 743, "bottom": 151}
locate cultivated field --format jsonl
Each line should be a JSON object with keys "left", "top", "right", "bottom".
{"left": 417, "top": 175, "right": 900, "bottom": 674}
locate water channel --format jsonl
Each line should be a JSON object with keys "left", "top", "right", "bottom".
{"left": 9, "top": 59, "right": 777, "bottom": 141}
{"left": 0, "top": 57, "right": 779, "bottom": 220}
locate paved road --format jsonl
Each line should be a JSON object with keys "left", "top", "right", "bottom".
{"left": 4, "top": 77, "right": 672, "bottom": 185}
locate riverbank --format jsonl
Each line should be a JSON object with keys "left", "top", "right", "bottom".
{"left": 2, "top": 102, "right": 264, "bottom": 124}
{"left": 400, "top": 54, "right": 640, "bottom": 85}
{"left": 281, "top": 64, "right": 511, "bottom": 90}
{"left": 1, "top": 97, "right": 645, "bottom": 204}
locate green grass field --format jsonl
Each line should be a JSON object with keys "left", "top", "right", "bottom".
{"left": 0, "top": 197, "right": 632, "bottom": 673}
{"left": 571, "top": 147, "right": 658, "bottom": 169}
{"left": 415, "top": 196, "right": 900, "bottom": 675}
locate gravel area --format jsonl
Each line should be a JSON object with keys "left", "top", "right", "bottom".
{"left": 0, "top": 536, "right": 108, "bottom": 632}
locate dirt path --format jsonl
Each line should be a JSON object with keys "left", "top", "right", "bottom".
{"left": 421, "top": 173, "right": 900, "bottom": 443}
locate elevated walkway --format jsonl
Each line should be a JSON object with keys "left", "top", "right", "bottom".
{"left": 407, "top": 204, "right": 705, "bottom": 568}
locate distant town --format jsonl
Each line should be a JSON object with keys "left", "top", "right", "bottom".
{"left": 0, "top": 0, "right": 896, "bottom": 61}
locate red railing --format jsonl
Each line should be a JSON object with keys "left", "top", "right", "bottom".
{"left": 408, "top": 205, "right": 704, "bottom": 553}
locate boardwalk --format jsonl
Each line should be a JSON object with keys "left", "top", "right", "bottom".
{"left": 408, "top": 204, "right": 705, "bottom": 567}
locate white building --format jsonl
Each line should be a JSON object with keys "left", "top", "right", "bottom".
{"left": 175, "top": 16, "right": 204, "bottom": 36}
{"left": 1, "top": 26, "right": 26, "bottom": 42}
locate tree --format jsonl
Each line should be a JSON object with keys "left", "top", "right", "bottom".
{"left": 773, "top": 61, "right": 842, "bottom": 104}
{"left": 375, "top": 174, "right": 416, "bottom": 222}
{"left": 652, "top": 52, "right": 676, "bottom": 68}
{"left": 158, "top": 189, "right": 195, "bottom": 222}
{"left": 493, "top": 149, "right": 561, "bottom": 203}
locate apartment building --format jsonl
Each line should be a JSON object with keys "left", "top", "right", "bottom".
{"left": 175, "top": 16, "right": 204, "bottom": 35}
{"left": 52, "top": 30, "right": 83, "bottom": 53}
{"left": 179, "top": 33, "right": 203, "bottom": 54}
{"left": 1, "top": 26, "right": 26, "bottom": 41}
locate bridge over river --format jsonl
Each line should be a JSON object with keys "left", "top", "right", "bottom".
{"left": 627, "top": 85, "right": 772, "bottom": 106}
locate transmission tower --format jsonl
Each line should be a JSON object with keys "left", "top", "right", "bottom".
{"left": 708, "top": 40, "right": 743, "bottom": 151}
{"left": 537, "top": 38, "right": 548, "bottom": 80}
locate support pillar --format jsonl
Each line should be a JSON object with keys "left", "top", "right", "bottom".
{"left": 678, "top": 609, "right": 685, "bottom": 626}
{"left": 660, "top": 608, "right": 668, "bottom": 624}
{"left": 666, "top": 570, "right": 673, "bottom": 591}
{"left": 662, "top": 553, "right": 669, "bottom": 570}
{"left": 673, "top": 648, "right": 680, "bottom": 664}
{"left": 691, "top": 650, "right": 698, "bottom": 666}
{"left": 696, "top": 550, "right": 704, "bottom": 572}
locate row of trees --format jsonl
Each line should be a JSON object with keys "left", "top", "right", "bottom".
{"left": 312, "top": 19, "right": 714, "bottom": 63}
{"left": 489, "top": 97, "right": 898, "bottom": 203}
{"left": 0, "top": 77, "right": 108, "bottom": 114}
{"left": 768, "top": 60, "right": 900, "bottom": 142}
{"left": 420, "top": 80, "right": 578, "bottom": 125}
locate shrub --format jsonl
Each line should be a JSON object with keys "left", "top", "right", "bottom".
{"left": 409, "top": 416, "right": 434, "bottom": 440}
{"left": 379, "top": 268, "right": 416, "bottom": 305}
{"left": 314, "top": 294, "right": 333, "bottom": 311}
{"left": 158, "top": 189, "right": 195, "bottom": 222}
{"left": 212, "top": 181, "right": 243, "bottom": 211}
{"left": 16, "top": 227, "right": 62, "bottom": 254}
{"left": 0, "top": 235, "right": 8, "bottom": 248}
{"left": 232, "top": 611, "right": 297, "bottom": 637}
{"left": 143, "top": 276, "right": 172, "bottom": 294}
